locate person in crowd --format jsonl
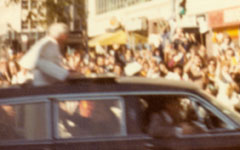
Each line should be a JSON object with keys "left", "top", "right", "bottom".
{"left": 165, "top": 65, "right": 183, "bottom": 80}
{"left": 124, "top": 49, "right": 134, "bottom": 63}
{"left": 0, "top": 59, "right": 11, "bottom": 87}
{"left": 146, "top": 58, "right": 160, "bottom": 78}
{"left": 203, "top": 58, "right": 218, "bottom": 96}
{"left": 7, "top": 60, "right": 20, "bottom": 85}
{"left": 66, "top": 51, "right": 82, "bottom": 72}
{"left": 215, "top": 60, "right": 238, "bottom": 108}
{"left": 221, "top": 34, "right": 235, "bottom": 51}
{"left": 159, "top": 62, "right": 169, "bottom": 77}
{"left": 105, "top": 55, "right": 115, "bottom": 72}
{"left": 113, "top": 63, "right": 124, "bottom": 77}
{"left": 184, "top": 53, "right": 205, "bottom": 88}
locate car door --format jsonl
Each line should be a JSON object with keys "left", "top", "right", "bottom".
{"left": 0, "top": 95, "right": 53, "bottom": 150}
{"left": 52, "top": 94, "right": 147, "bottom": 150}
{"left": 137, "top": 92, "right": 240, "bottom": 150}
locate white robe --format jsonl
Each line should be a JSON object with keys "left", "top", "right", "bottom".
{"left": 19, "top": 36, "right": 69, "bottom": 86}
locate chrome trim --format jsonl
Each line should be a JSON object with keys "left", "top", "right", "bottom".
{"left": 0, "top": 91, "right": 194, "bottom": 102}
{"left": 52, "top": 99, "right": 59, "bottom": 139}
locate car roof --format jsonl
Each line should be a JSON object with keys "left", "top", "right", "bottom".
{"left": 2, "top": 77, "right": 240, "bottom": 127}
{"left": 116, "top": 77, "right": 199, "bottom": 90}
{"left": 0, "top": 77, "right": 204, "bottom": 99}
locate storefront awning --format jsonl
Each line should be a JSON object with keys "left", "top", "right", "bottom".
{"left": 88, "top": 30, "right": 147, "bottom": 47}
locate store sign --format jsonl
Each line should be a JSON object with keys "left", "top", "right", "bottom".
{"left": 208, "top": 6, "right": 240, "bottom": 28}
{"left": 208, "top": 10, "right": 223, "bottom": 28}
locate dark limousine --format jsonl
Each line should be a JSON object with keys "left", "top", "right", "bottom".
{"left": 0, "top": 77, "right": 240, "bottom": 150}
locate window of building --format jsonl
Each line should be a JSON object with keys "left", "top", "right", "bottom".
{"left": 31, "top": 0, "right": 38, "bottom": 9}
{"left": 21, "top": 20, "right": 28, "bottom": 30}
{"left": 21, "top": 0, "right": 28, "bottom": 9}
{"left": 74, "top": 19, "right": 81, "bottom": 31}
{"left": 30, "top": 21, "right": 37, "bottom": 29}
{"left": 0, "top": 102, "right": 50, "bottom": 140}
{"left": 57, "top": 99, "right": 125, "bottom": 138}
{"left": 96, "top": 0, "right": 153, "bottom": 14}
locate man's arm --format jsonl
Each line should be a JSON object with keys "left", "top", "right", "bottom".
{"left": 37, "top": 58, "right": 69, "bottom": 81}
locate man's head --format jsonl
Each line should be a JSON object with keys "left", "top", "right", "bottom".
{"left": 48, "top": 22, "right": 69, "bottom": 44}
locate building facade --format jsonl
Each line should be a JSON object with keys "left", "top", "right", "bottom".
{"left": 0, "top": 0, "right": 46, "bottom": 35}
{"left": 87, "top": 0, "right": 174, "bottom": 37}
{"left": 20, "top": 0, "right": 46, "bottom": 33}
{"left": 185, "top": 0, "right": 240, "bottom": 42}
{"left": 0, "top": 1, "right": 21, "bottom": 35}
{"left": 88, "top": 0, "right": 240, "bottom": 46}
{"left": 0, "top": 0, "right": 87, "bottom": 52}
{"left": 0, "top": 0, "right": 46, "bottom": 51}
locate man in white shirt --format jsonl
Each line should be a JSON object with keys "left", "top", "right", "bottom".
{"left": 19, "top": 23, "right": 72, "bottom": 86}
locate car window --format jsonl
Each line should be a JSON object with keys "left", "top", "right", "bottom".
{"left": 57, "top": 99, "right": 125, "bottom": 138}
{"left": 0, "top": 102, "right": 50, "bottom": 141}
{"left": 131, "top": 95, "right": 233, "bottom": 137}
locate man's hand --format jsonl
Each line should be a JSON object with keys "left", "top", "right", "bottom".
{"left": 67, "top": 72, "right": 83, "bottom": 80}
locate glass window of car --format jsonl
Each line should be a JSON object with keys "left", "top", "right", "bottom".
{"left": 57, "top": 99, "right": 125, "bottom": 138}
{"left": 0, "top": 102, "right": 50, "bottom": 141}
{"left": 127, "top": 94, "right": 234, "bottom": 137}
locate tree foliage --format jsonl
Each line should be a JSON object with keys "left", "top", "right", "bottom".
{"left": 6, "top": 0, "right": 87, "bottom": 29}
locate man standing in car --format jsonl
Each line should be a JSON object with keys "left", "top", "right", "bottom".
{"left": 19, "top": 22, "right": 73, "bottom": 86}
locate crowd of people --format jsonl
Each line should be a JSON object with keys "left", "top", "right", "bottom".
{"left": 0, "top": 24, "right": 240, "bottom": 110}
{"left": 0, "top": 50, "right": 32, "bottom": 87}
